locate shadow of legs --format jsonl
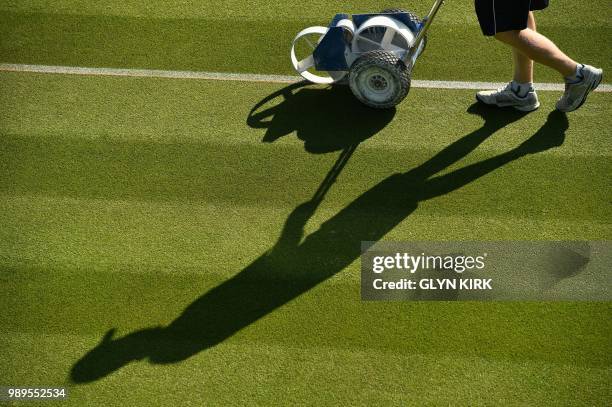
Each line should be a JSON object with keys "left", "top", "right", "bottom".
{"left": 71, "top": 105, "right": 566, "bottom": 383}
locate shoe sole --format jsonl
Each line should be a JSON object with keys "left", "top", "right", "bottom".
{"left": 475, "top": 94, "right": 540, "bottom": 112}
{"left": 557, "top": 70, "right": 603, "bottom": 113}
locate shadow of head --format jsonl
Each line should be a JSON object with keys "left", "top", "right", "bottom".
{"left": 71, "top": 326, "right": 201, "bottom": 383}
{"left": 70, "top": 327, "right": 164, "bottom": 383}
{"left": 247, "top": 82, "right": 396, "bottom": 153}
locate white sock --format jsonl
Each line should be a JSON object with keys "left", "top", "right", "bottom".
{"left": 565, "top": 64, "right": 584, "bottom": 84}
{"left": 511, "top": 81, "right": 534, "bottom": 98}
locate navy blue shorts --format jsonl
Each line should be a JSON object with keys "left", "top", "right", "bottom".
{"left": 475, "top": 0, "right": 549, "bottom": 36}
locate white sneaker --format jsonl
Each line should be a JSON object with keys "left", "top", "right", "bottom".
{"left": 556, "top": 65, "right": 603, "bottom": 112}
{"left": 476, "top": 83, "right": 540, "bottom": 112}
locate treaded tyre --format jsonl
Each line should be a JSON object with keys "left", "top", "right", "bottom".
{"left": 349, "top": 50, "right": 411, "bottom": 109}
{"left": 380, "top": 8, "right": 427, "bottom": 53}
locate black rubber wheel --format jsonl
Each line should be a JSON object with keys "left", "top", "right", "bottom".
{"left": 380, "top": 8, "right": 427, "bottom": 53}
{"left": 349, "top": 50, "right": 411, "bottom": 109}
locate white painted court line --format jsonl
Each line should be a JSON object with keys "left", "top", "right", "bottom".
{"left": 1, "top": 63, "right": 610, "bottom": 92}
{"left": 0, "top": 63, "right": 300, "bottom": 84}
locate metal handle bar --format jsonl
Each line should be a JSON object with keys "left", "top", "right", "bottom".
{"left": 403, "top": 0, "right": 446, "bottom": 63}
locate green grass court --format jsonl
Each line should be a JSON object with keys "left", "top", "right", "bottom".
{"left": 1, "top": 1, "right": 611, "bottom": 405}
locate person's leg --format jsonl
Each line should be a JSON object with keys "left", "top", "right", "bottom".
{"left": 506, "top": 12, "right": 537, "bottom": 100}
{"left": 512, "top": 12, "right": 535, "bottom": 84}
{"left": 495, "top": 27, "right": 577, "bottom": 78}
{"left": 474, "top": 2, "right": 540, "bottom": 111}
{"left": 495, "top": 22, "right": 603, "bottom": 112}
{"left": 474, "top": 0, "right": 602, "bottom": 112}
{"left": 476, "top": 15, "right": 540, "bottom": 112}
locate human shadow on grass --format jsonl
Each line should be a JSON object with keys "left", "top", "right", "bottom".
{"left": 71, "top": 99, "right": 568, "bottom": 383}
